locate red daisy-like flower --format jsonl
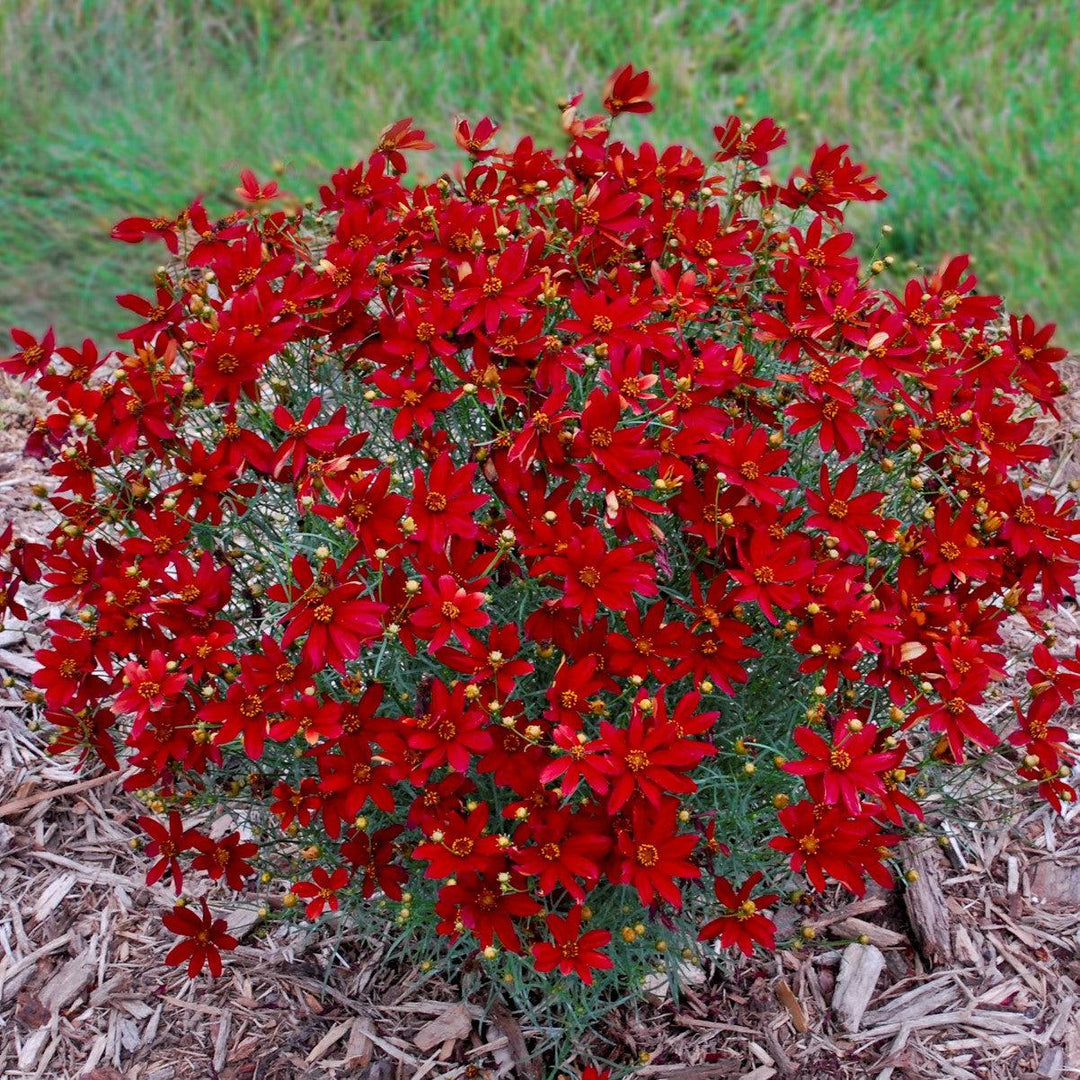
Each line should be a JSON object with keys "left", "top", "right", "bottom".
{"left": 292, "top": 865, "right": 350, "bottom": 920}
{"left": 698, "top": 872, "right": 780, "bottom": 956}
{"left": 409, "top": 573, "right": 490, "bottom": 653}
{"left": 616, "top": 802, "right": 701, "bottom": 909}
{"left": 783, "top": 719, "right": 904, "bottom": 815}
{"left": 408, "top": 453, "right": 489, "bottom": 550}
{"left": 532, "top": 526, "right": 657, "bottom": 624}
{"left": 163, "top": 898, "right": 238, "bottom": 978}
{"left": 531, "top": 907, "right": 614, "bottom": 984}
{"left": 804, "top": 464, "right": 885, "bottom": 555}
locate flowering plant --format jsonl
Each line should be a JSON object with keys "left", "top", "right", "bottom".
{"left": 3, "top": 62, "right": 1078, "bottom": 1055}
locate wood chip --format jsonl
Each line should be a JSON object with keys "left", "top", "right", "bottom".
{"left": 305, "top": 1017, "right": 350, "bottom": 1063}
{"left": 38, "top": 951, "right": 95, "bottom": 1013}
{"left": 830, "top": 916, "right": 907, "bottom": 949}
{"left": 832, "top": 943, "right": 886, "bottom": 1033}
{"left": 412, "top": 1002, "right": 471, "bottom": 1051}
{"left": 901, "top": 844, "right": 953, "bottom": 965}
{"left": 774, "top": 978, "right": 809, "bottom": 1033}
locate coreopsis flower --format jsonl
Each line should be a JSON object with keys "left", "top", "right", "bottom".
{"left": 910, "top": 690, "right": 1001, "bottom": 763}
{"left": 413, "top": 804, "right": 502, "bottom": 879}
{"left": 435, "top": 867, "right": 540, "bottom": 952}
{"left": 532, "top": 908, "right": 614, "bottom": 984}
{"left": 407, "top": 454, "right": 489, "bottom": 549}
{"left": 409, "top": 573, "right": 490, "bottom": 652}
{"left": 770, "top": 800, "right": 898, "bottom": 896}
{"left": 728, "top": 529, "right": 816, "bottom": 625}
{"left": 783, "top": 719, "right": 904, "bottom": 815}
{"left": 540, "top": 725, "right": 610, "bottom": 798}
{"left": 453, "top": 115, "right": 501, "bottom": 158}
{"left": 407, "top": 678, "right": 493, "bottom": 774}
{"left": 113, "top": 650, "right": 188, "bottom": 721}
{"left": 804, "top": 464, "right": 885, "bottom": 555}
{"left": 139, "top": 811, "right": 195, "bottom": 894}
{"left": 532, "top": 526, "right": 658, "bottom": 623}
{"left": 190, "top": 831, "right": 258, "bottom": 891}
{"left": 275, "top": 556, "right": 387, "bottom": 673}
{"left": 163, "top": 899, "right": 238, "bottom": 978}
{"left": 616, "top": 802, "right": 701, "bottom": 908}
{"left": 292, "top": 866, "right": 350, "bottom": 919}
{"left": 698, "top": 872, "right": 780, "bottom": 956}
{"left": 707, "top": 424, "right": 798, "bottom": 508}
{"left": 374, "top": 117, "right": 434, "bottom": 173}
{"left": 234, "top": 168, "right": 281, "bottom": 203}
{"left": 596, "top": 704, "right": 716, "bottom": 812}
{"left": 271, "top": 397, "right": 349, "bottom": 480}
{"left": 713, "top": 115, "right": 786, "bottom": 166}
{"left": 603, "top": 63, "right": 656, "bottom": 117}
{"left": 328, "top": 825, "right": 405, "bottom": 902}
{"left": 919, "top": 501, "right": 997, "bottom": 588}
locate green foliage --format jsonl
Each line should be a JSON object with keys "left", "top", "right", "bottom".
{"left": 1, "top": 0, "right": 1078, "bottom": 349}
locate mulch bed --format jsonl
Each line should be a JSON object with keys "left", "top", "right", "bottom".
{"left": 2, "top": 371, "right": 1078, "bottom": 1080}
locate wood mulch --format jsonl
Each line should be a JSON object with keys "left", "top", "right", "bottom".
{"left": 1, "top": 371, "right": 1078, "bottom": 1080}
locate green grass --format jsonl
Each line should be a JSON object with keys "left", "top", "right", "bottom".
{"left": 2, "top": 0, "right": 1078, "bottom": 350}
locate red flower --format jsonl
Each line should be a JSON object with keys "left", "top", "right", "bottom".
{"left": 910, "top": 691, "right": 1000, "bottom": 764}
{"left": 2, "top": 327, "right": 55, "bottom": 379}
{"left": 341, "top": 824, "right": 408, "bottom": 900}
{"left": 713, "top": 115, "right": 786, "bottom": 167}
{"left": 413, "top": 804, "right": 502, "bottom": 879}
{"left": 407, "top": 678, "right": 493, "bottom": 774}
{"left": 234, "top": 168, "right": 281, "bottom": 204}
{"left": 374, "top": 117, "right": 434, "bottom": 174}
{"left": 139, "top": 811, "right": 194, "bottom": 894}
{"left": 408, "top": 454, "right": 489, "bottom": 550}
{"left": 435, "top": 867, "right": 540, "bottom": 952}
{"left": 540, "top": 725, "right": 610, "bottom": 798}
{"left": 292, "top": 866, "right": 350, "bottom": 919}
{"left": 532, "top": 907, "right": 614, "bottom": 984}
{"left": 602, "top": 63, "right": 657, "bottom": 117}
{"left": 783, "top": 720, "right": 903, "bottom": 815}
{"left": 572, "top": 388, "right": 660, "bottom": 491}
{"left": 453, "top": 115, "right": 501, "bottom": 158}
{"left": 511, "top": 806, "right": 609, "bottom": 900}
{"left": 271, "top": 397, "right": 348, "bottom": 480}
{"left": 698, "top": 872, "right": 779, "bottom": 956}
{"left": 707, "top": 424, "right": 798, "bottom": 508}
{"left": 597, "top": 702, "right": 715, "bottom": 812}
{"left": 274, "top": 556, "right": 387, "bottom": 674}
{"left": 770, "top": 800, "right": 897, "bottom": 896}
{"left": 532, "top": 526, "right": 657, "bottom": 624}
{"left": 190, "top": 830, "right": 258, "bottom": 891}
{"left": 804, "top": 464, "right": 884, "bottom": 555}
{"left": 919, "top": 502, "right": 996, "bottom": 588}
{"left": 728, "top": 529, "right": 815, "bottom": 625}
{"left": 409, "top": 574, "right": 490, "bottom": 653}
{"left": 163, "top": 898, "right": 238, "bottom": 978}
{"left": 616, "top": 802, "right": 701, "bottom": 908}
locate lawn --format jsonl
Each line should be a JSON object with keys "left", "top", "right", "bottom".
{"left": 1, "top": 0, "right": 1078, "bottom": 349}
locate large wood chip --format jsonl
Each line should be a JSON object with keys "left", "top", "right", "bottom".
{"left": 306, "top": 1017, "right": 351, "bottom": 1063}
{"left": 1032, "top": 860, "right": 1080, "bottom": 910}
{"left": 412, "top": 1002, "right": 471, "bottom": 1051}
{"left": 832, "top": 943, "right": 885, "bottom": 1033}
{"left": 830, "top": 916, "right": 907, "bottom": 949}
{"left": 901, "top": 844, "right": 953, "bottom": 965}
{"left": 0, "top": 647, "right": 41, "bottom": 677}
{"left": 774, "top": 978, "right": 809, "bottom": 1033}
{"left": 39, "top": 951, "right": 95, "bottom": 1013}
{"left": 489, "top": 1001, "right": 539, "bottom": 1080}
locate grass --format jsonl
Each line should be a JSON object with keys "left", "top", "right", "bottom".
{"left": 1, "top": 0, "right": 1078, "bottom": 350}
